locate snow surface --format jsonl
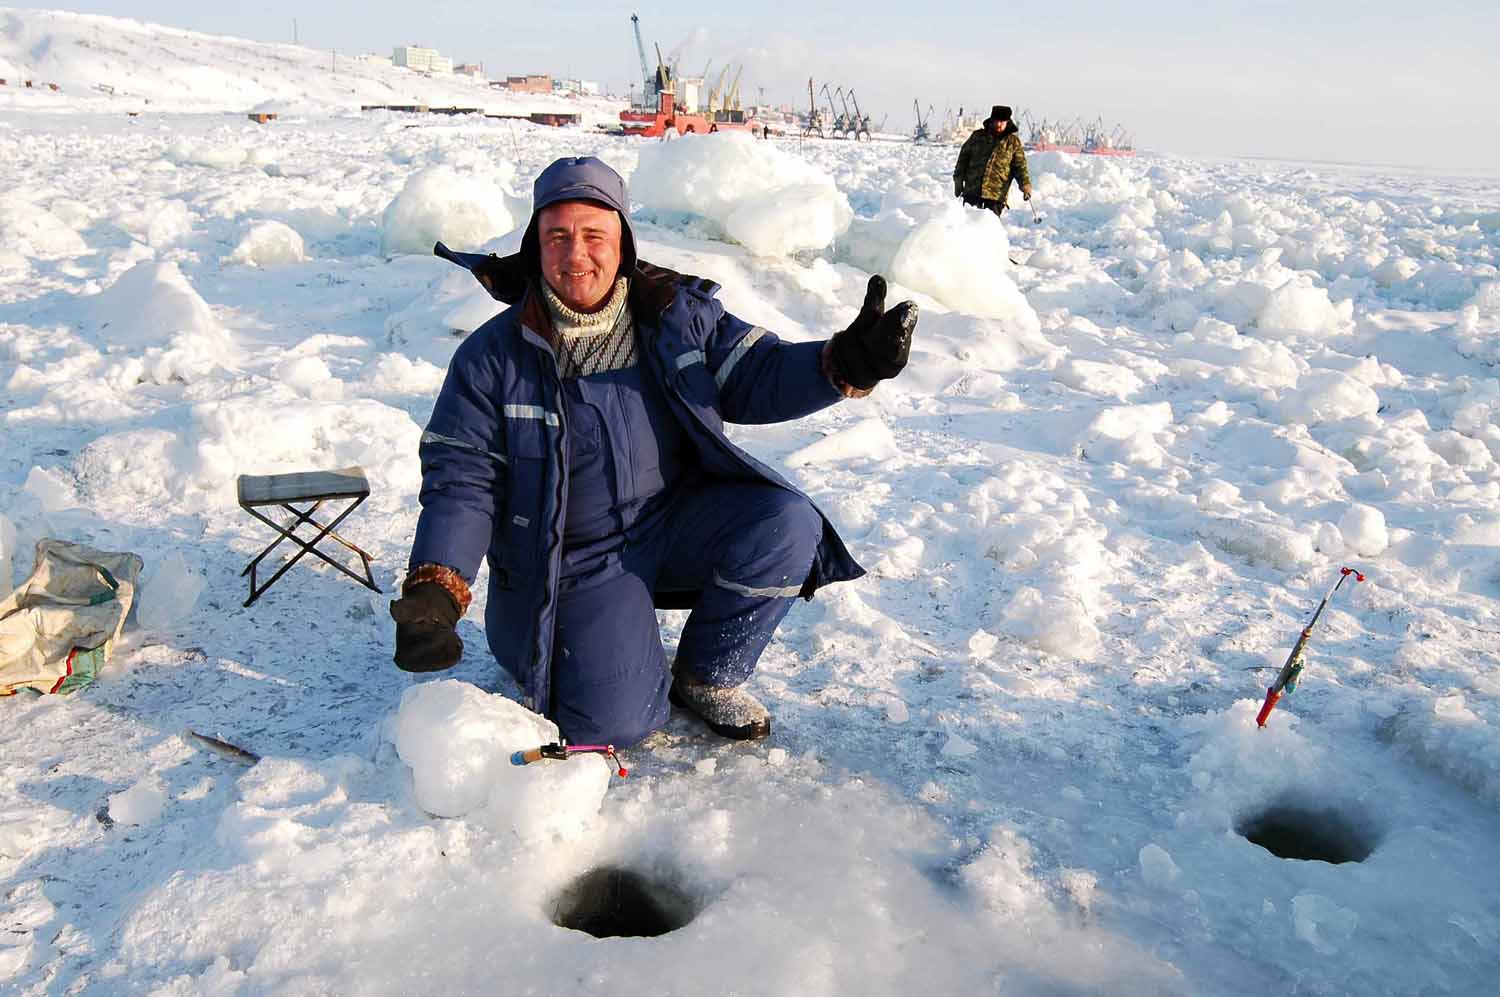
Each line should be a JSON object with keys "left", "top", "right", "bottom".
{"left": 4, "top": 8, "right": 1500, "bottom": 996}
{"left": 0, "top": 7, "right": 624, "bottom": 124}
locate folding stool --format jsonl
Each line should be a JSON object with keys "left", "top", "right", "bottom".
{"left": 236, "top": 467, "right": 380, "bottom": 607}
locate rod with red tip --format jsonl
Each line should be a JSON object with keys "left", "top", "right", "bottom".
{"left": 1254, "top": 567, "right": 1364, "bottom": 729}
{"left": 509, "top": 742, "right": 627, "bottom": 777}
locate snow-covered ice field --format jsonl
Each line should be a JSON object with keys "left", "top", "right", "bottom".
{"left": 4, "top": 10, "right": 1500, "bottom": 996}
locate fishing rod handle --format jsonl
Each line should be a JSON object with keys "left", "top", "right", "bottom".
{"left": 511, "top": 748, "right": 545, "bottom": 766}
{"left": 1255, "top": 689, "right": 1281, "bottom": 728}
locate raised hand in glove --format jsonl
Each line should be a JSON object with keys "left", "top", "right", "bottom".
{"left": 827, "top": 275, "right": 919, "bottom": 393}
{"left": 391, "top": 581, "right": 463, "bottom": 672}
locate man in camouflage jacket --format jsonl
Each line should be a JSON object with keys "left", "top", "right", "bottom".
{"left": 954, "top": 104, "right": 1032, "bottom": 217}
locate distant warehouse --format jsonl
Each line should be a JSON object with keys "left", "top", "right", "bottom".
{"left": 500, "top": 74, "right": 552, "bottom": 94}
{"left": 393, "top": 45, "right": 453, "bottom": 75}
{"left": 554, "top": 79, "right": 601, "bottom": 96}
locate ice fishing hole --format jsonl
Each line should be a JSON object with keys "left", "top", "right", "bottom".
{"left": 1236, "top": 801, "right": 1380, "bottom": 864}
{"left": 551, "top": 865, "right": 697, "bottom": 939}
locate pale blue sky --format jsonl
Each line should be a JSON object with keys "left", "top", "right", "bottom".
{"left": 41, "top": 1, "right": 1500, "bottom": 169}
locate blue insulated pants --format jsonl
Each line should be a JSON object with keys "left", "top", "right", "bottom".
{"left": 549, "top": 481, "right": 823, "bottom": 746}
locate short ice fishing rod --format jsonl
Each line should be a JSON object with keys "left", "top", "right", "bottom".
{"left": 1255, "top": 566, "right": 1365, "bottom": 728}
{"left": 512, "top": 742, "right": 628, "bottom": 778}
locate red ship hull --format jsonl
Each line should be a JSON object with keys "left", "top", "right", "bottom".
{"left": 1025, "top": 142, "right": 1136, "bottom": 157}
{"left": 620, "top": 91, "right": 762, "bottom": 138}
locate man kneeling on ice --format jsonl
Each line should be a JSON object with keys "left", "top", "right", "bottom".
{"left": 390, "top": 156, "right": 918, "bottom": 746}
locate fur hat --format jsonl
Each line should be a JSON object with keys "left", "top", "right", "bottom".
{"left": 986, "top": 105, "right": 1012, "bottom": 124}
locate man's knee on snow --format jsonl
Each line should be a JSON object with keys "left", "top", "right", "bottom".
{"left": 549, "top": 572, "right": 671, "bottom": 747}
{"left": 551, "top": 665, "right": 670, "bottom": 748}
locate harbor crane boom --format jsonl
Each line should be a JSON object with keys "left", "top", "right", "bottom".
{"left": 727, "top": 65, "right": 744, "bottom": 110}
{"left": 709, "top": 65, "right": 730, "bottom": 112}
{"left": 629, "top": 14, "right": 651, "bottom": 96}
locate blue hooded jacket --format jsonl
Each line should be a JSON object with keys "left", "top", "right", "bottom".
{"left": 413, "top": 157, "right": 864, "bottom": 714}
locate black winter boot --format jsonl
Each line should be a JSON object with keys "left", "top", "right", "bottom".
{"left": 668, "top": 675, "right": 772, "bottom": 740}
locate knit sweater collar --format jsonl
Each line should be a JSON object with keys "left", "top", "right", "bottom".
{"left": 540, "top": 277, "right": 630, "bottom": 336}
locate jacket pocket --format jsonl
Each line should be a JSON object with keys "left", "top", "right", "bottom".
{"left": 497, "top": 405, "right": 558, "bottom": 592}
{"left": 498, "top": 457, "right": 547, "bottom": 592}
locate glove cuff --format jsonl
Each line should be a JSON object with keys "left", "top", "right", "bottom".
{"left": 404, "top": 563, "right": 471, "bottom": 615}
{"left": 821, "top": 341, "right": 875, "bottom": 399}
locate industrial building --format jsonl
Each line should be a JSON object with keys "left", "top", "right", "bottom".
{"left": 392, "top": 45, "right": 453, "bottom": 75}
{"left": 502, "top": 74, "right": 552, "bottom": 94}
{"left": 553, "top": 78, "right": 602, "bottom": 97}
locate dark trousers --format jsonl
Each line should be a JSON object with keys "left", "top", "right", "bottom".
{"left": 963, "top": 194, "right": 1006, "bottom": 218}
{"left": 549, "top": 481, "right": 822, "bottom": 746}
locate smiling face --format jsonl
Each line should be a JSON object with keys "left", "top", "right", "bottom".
{"left": 537, "top": 200, "right": 623, "bottom": 313}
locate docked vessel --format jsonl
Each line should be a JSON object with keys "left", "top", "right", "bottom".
{"left": 619, "top": 15, "right": 763, "bottom": 138}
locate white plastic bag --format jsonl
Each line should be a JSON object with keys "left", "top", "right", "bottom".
{"left": 0, "top": 539, "right": 143, "bottom": 695}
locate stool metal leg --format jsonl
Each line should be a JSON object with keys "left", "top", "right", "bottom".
{"left": 241, "top": 496, "right": 381, "bottom": 606}
{"left": 242, "top": 500, "right": 325, "bottom": 583}
{"left": 269, "top": 497, "right": 379, "bottom": 591}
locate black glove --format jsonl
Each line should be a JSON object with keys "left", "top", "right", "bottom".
{"left": 954, "top": 180, "right": 963, "bottom": 199}
{"left": 391, "top": 582, "right": 463, "bottom": 672}
{"left": 829, "top": 275, "right": 919, "bottom": 391}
